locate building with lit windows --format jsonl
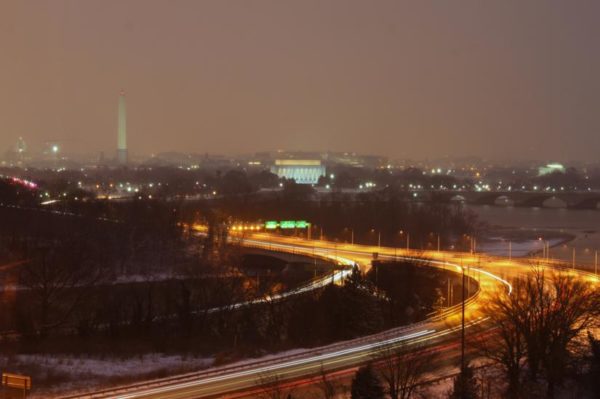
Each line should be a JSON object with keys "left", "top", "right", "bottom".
{"left": 270, "top": 159, "right": 326, "bottom": 184}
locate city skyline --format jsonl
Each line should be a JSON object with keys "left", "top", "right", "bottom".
{"left": 1, "top": 3, "right": 600, "bottom": 397}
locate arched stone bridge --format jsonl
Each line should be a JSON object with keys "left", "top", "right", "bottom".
{"left": 430, "top": 191, "right": 600, "bottom": 209}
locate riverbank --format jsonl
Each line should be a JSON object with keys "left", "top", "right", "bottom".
{"left": 470, "top": 205, "right": 600, "bottom": 270}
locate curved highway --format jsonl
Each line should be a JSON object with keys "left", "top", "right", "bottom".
{"left": 63, "top": 233, "right": 598, "bottom": 399}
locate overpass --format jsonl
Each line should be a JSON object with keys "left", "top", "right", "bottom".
{"left": 62, "top": 233, "right": 599, "bottom": 399}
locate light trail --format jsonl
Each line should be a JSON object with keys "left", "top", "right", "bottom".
{"left": 204, "top": 267, "right": 353, "bottom": 314}
{"left": 117, "top": 329, "right": 436, "bottom": 399}
{"left": 65, "top": 232, "right": 595, "bottom": 399}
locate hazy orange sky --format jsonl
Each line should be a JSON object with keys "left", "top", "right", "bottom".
{"left": 1, "top": 0, "right": 599, "bottom": 161}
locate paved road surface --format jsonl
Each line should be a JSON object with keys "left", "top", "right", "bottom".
{"left": 63, "top": 233, "right": 598, "bottom": 399}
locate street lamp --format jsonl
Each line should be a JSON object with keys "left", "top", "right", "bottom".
{"left": 344, "top": 227, "right": 354, "bottom": 245}
{"left": 464, "top": 234, "right": 471, "bottom": 253}
{"left": 399, "top": 230, "right": 409, "bottom": 251}
{"left": 309, "top": 224, "right": 320, "bottom": 241}
{"left": 538, "top": 237, "right": 550, "bottom": 260}
{"left": 370, "top": 228, "right": 380, "bottom": 247}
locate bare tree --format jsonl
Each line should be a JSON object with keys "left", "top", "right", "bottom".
{"left": 314, "top": 364, "right": 337, "bottom": 399}
{"left": 20, "top": 234, "right": 106, "bottom": 335}
{"left": 479, "top": 282, "right": 527, "bottom": 398}
{"left": 374, "top": 343, "right": 436, "bottom": 399}
{"left": 540, "top": 272, "right": 599, "bottom": 397}
{"left": 480, "top": 265, "right": 599, "bottom": 398}
{"left": 256, "top": 372, "right": 294, "bottom": 399}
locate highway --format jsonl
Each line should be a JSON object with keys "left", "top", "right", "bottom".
{"left": 64, "top": 233, "right": 599, "bottom": 399}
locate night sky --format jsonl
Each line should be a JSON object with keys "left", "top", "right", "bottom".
{"left": 1, "top": 0, "right": 599, "bottom": 161}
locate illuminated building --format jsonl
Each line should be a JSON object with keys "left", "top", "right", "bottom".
{"left": 270, "top": 159, "right": 326, "bottom": 184}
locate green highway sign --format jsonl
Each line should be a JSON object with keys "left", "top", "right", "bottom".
{"left": 264, "top": 220, "right": 310, "bottom": 229}
{"left": 280, "top": 220, "right": 296, "bottom": 229}
{"left": 265, "top": 221, "right": 278, "bottom": 229}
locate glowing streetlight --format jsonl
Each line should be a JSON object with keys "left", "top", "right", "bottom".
{"left": 399, "top": 230, "right": 409, "bottom": 251}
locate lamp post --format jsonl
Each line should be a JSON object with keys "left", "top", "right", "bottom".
{"left": 370, "top": 229, "right": 380, "bottom": 247}
{"left": 399, "top": 230, "right": 409, "bottom": 251}
{"left": 429, "top": 232, "right": 440, "bottom": 252}
{"left": 538, "top": 238, "right": 549, "bottom": 260}
{"left": 461, "top": 261, "right": 466, "bottom": 381}
{"left": 344, "top": 227, "right": 354, "bottom": 245}
{"left": 313, "top": 246, "right": 317, "bottom": 278}
{"left": 539, "top": 238, "right": 544, "bottom": 259}
{"left": 334, "top": 240, "right": 338, "bottom": 261}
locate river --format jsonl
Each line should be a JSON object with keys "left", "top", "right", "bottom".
{"left": 468, "top": 205, "right": 600, "bottom": 269}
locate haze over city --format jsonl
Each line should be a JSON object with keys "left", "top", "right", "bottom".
{"left": 2, "top": 0, "right": 599, "bottom": 161}
{"left": 2, "top": 2, "right": 600, "bottom": 399}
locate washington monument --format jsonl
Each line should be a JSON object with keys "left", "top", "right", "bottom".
{"left": 117, "top": 91, "right": 128, "bottom": 165}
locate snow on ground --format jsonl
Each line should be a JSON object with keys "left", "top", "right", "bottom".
{"left": 16, "top": 354, "right": 213, "bottom": 377}
{"left": 478, "top": 237, "right": 564, "bottom": 257}
{"left": 113, "top": 272, "right": 179, "bottom": 284}
{"left": 9, "top": 353, "right": 213, "bottom": 378}
{"left": 0, "top": 353, "right": 214, "bottom": 398}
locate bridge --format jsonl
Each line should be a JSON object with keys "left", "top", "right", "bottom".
{"left": 429, "top": 190, "right": 600, "bottom": 209}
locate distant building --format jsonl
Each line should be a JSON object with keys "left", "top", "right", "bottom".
{"left": 326, "top": 152, "right": 388, "bottom": 168}
{"left": 270, "top": 159, "right": 326, "bottom": 184}
{"left": 538, "top": 163, "right": 565, "bottom": 176}
{"left": 3, "top": 137, "right": 28, "bottom": 164}
{"left": 15, "top": 137, "right": 27, "bottom": 156}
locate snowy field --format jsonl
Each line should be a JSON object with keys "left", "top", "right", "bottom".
{"left": 0, "top": 353, "right": 213, "bottom": 397}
